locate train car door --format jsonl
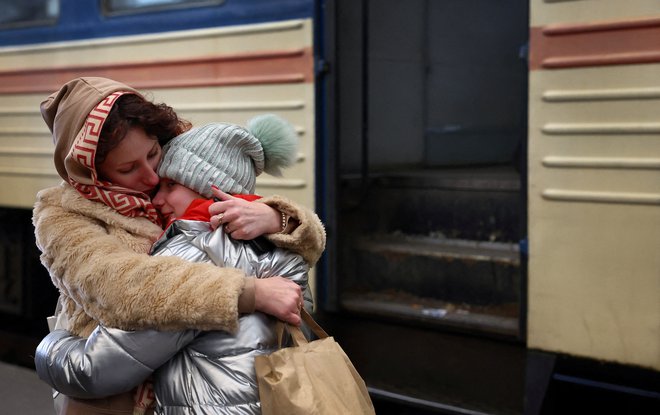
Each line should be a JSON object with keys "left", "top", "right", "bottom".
{"left": 318, "top": 1, "right": 529, "bottom": 412}
{"left": 527, "top": 0, "right": 660, "bottom": 410}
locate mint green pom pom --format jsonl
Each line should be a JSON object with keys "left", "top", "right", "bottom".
{"left": 247, "top": 114, "right": 298, "bottom": 176}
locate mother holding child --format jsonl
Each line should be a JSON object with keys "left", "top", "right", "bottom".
{"left": 33, "top": 77, "right": 326, "bottom": 414}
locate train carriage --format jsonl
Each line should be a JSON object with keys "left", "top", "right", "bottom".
{"left": 529, "top": 0, "right": 660, "bottom": 370}
{"left": 0, "top": 0, "right": 658, "bottom": 413}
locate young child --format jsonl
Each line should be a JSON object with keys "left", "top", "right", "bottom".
{"left": 36, "top": 115, "right": 314, "bottom": 415}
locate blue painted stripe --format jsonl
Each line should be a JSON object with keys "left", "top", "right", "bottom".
{"left": 0, "top": 0, "right": 313, "bottom": 47}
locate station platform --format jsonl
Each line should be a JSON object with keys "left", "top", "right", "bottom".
{"left": 0, "top": 361, "right": 54, "bottom": 414}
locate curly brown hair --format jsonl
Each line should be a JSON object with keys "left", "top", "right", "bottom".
{"left": 96, "top": 94, "right": 192, "bottom": 166}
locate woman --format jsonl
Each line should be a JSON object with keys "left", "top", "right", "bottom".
{"left": 33, "top": 77, "right": 325, "bottom": 414}
{"left": 37, "top": 117, "right": 314, "bottom": 414}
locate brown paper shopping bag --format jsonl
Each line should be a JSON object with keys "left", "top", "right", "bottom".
{"left": 255, "top": 309, "right": 376, "bottom": 415}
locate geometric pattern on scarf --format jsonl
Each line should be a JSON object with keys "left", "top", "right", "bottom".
{"left": 68, "top": 91, "right": 163, "bottom": 227}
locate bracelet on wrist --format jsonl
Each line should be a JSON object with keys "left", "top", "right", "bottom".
{"left": 279, "top": 211, "right": 289, "bottom": 233}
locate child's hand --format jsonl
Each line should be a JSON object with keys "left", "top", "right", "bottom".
{"left": 209, "top": 186, "right": 281, "bottom": 239}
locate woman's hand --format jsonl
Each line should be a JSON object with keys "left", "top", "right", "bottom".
{"left": 254, "top": 277, "right": 303, "bottom": 326}
{"left": 209, "top": 187, "right": 281, "bottom": 239}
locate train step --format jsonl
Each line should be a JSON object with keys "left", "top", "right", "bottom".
{"left": 339, "top": 234, "right": 521, "bottom": 337}
{"left": 340, "top": 166, "right": 522, "bottom": 242}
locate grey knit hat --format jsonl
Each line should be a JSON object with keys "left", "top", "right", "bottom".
{"left": 158, "top": 114, "right": 298, "bottom": 197}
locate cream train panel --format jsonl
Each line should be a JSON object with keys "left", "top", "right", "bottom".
{"left": 0, "top": 18, "right": 315, "bottom": 211}
{"left": 0, "top": 92, "right": 58, "bottom": 208}
{"left": 0, "top": 19, "right": 312, "bottom": 70}
{"left": 528, "top": 61, "right": 660, "bottom": 370}
{"left": 531, "top": 0, "right": 659, "bottom": 26}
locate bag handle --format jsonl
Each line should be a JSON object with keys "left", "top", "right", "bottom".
{"left": 275, "top": 309, "right": 331, "bottom": 348}
{"left": 301, "top": 308, "right": 329, "bottom": 339}
{"left": 285, "top": 323, "right": 309, "bottom": 347}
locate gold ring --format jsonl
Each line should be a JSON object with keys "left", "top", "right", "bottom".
{"left": 216, "top": 213, "right": 224, "bottom": 223}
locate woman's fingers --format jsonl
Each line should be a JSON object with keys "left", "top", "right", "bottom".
{"left": 209, "top": 186, "right": 235, "bottom": 216}
{"left": 254, "top": 277, "right": 303, "bottom": 326}
{"left": 209, "top": 187, "right": 233, "bottom": 229}
{"left": 210, "top": 214, "right": 223, "bottom": 230}
{"left": 211, "top": 186, "right": 234, "bottom": 202}
{"left": 209, "top": 198, "right": 281, "bottom": 238}
{"left": 286, "top": 310, "right": 302, "bottom": 326}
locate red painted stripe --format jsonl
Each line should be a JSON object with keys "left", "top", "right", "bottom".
{"left": 0, "top": 47, "right": 314, "bottom": 94}
{"left": 530, "top": 16, "right": 660, "bottom": 70}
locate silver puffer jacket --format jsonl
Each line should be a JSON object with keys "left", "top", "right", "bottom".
{"left": 36, "top": 217, "right": 312, "bottom": 415}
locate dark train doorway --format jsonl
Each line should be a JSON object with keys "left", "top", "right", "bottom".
{"left": 317, "top": 0, "right": 529, "bottom": 412}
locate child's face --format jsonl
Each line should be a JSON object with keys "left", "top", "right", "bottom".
{"left": 152, "top": 179, "right": 200, "bottom": 223}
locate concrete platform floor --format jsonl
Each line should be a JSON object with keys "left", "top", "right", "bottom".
{"left": 0, "top": 361, "right": 54, "bottom": 415}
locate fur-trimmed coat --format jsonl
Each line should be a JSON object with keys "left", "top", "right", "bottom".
{"left": 33, "top": 182, "right": 325, "bottom": 337}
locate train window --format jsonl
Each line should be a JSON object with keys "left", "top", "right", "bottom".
{"left": 102, "top": 0, "right": 225, "bottom": 16}
{"left": 0, "top": 0, "right": 59, "bottom": 29}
